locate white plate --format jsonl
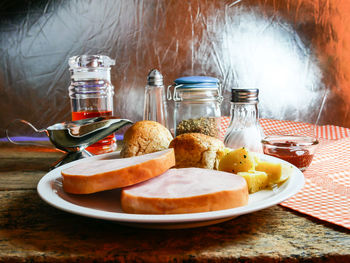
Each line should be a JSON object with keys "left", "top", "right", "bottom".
{"left": 37, "top": 151, "right": 304, "bottom": 229}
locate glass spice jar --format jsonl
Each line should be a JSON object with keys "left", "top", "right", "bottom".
{"left": 68, "top": 55, "right": 116, "bottom": 155}
{"left": 167, "top": 76, "right": 223, "bottom": 138}
{"left": 224, "top": 88, "right": 264, "bottom": 153}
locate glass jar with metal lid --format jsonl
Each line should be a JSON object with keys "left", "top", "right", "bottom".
{"left": 167, "top": 76, "right": 223, "bottom": 138}
{"left": 68, "top": 55, "right": 116, "bottom": 155}
{"left": 224, "top": 88, "right": 264, "bottom": 153}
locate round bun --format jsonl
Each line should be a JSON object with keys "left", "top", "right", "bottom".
{"left": 120, "top": 120, "right": 173, "bottom": 158}
{"left": 169, "top": 133, "right": 225, "bottom": 169}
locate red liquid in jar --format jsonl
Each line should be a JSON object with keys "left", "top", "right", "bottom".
{"left": 72, "top": 110, "right": 117, "bottom": 155}
{"left": 263, "top": 141, "right": 314, "bottom": 171}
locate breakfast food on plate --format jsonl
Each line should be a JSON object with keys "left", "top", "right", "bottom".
{"left": 168, "top": 133, "right": 225, "bottom": 169}
{"left": 237, "top": 171, "right": 269, "bottom": 193}
{"left": 120, "top": 120, "right": 173, "bottom": 158}
{"left": 61, "top": 148, "right": 175, "bottom": 194}
{"left": 121, "top": 168, "right": 249, "bottom": 214}
{"left": 218, "top": 147, "right": 290, "bottom": 193}
{"left": 255, "top": 160, "right": 282, "bottom": 184}
{"left": 255, "top": 158, "right": 292, "bottom": 186}
{"left": 218, "top": 147, "right": 256, "bottom": 173}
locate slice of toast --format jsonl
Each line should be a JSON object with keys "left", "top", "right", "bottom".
{"left": 61, "top": 148, "right": 175, "bottom": 194}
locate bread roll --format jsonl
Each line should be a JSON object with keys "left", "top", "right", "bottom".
{"left": 120, "top": 120, "right": 173, "bottom": 158}
{"left": 169, "top": 133, "right": 225, "bottom": 169}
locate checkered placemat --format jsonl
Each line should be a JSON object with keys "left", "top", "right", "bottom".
{"left": 221, "top": 117, "right": 350, "bottom": 229}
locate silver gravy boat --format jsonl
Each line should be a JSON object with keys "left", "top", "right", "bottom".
{"left": 6, "top": 117, "right": 133, "bottom": 169}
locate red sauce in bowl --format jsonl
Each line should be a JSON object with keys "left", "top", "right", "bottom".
{"left": 263, "top": 141, "right": 315, "bottom": 170}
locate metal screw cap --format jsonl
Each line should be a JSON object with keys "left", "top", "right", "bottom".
{"left": 231, "top": 88, "right": 259, "bottom": 103}
{"left": 147, "top": 69, "right": 163, "bottom": 86}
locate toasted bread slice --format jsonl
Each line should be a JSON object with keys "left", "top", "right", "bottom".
{"left": 61, "top": 148, "right": 175, "bottom": 194}
{"left": 121, "top": 168, "right": 249, "bottom": 214}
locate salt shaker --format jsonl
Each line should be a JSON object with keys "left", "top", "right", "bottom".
{"left": 224, "top": 88, "right": 264, "bottom": 153}
{"left": 143, "top": 69, "right": 168, "bottom": 127}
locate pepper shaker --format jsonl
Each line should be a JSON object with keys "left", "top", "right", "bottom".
{"left": 143, "top": 69, "right": 168, "bottom": 127}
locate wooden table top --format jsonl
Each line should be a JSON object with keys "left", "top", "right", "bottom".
{"left": 0, "top": 142, "right": 349, "bottom": 262}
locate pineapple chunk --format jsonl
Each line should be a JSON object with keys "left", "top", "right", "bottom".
{"left": 255, "top": 161, "right": 282, "bottom": 184}
{"left": 218, "top": 147, "right": 255, "bottom": 173}
{"left": 237, "top": 171, "right": 269, "bottom": 193}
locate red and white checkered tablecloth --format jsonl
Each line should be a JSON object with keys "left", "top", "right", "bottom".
{"left": 221, "top": 117, "right": 350, "bottom": 229}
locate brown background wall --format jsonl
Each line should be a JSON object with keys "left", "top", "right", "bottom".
{"left": 1, "top": 0, "right": 349, "bottom": 138}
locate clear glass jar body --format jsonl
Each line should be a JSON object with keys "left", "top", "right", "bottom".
{"left": 143, "top": 84, "right": 168, "bottom": 127}
{"left": 173, "top": 89, "right": 221, "bottom": 138}
{"left": 224, "top": 102, "right": 264, "bottom": 153}
{"left": 68, "top": 55, "right": 116, "bottom": 154}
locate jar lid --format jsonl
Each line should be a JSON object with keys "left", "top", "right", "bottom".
{"left": 231, "top": 88, "right": 259, "bottom": 103}
{"left": 174, "top": 76, "right": 219, "bottom": 89}
{"left": 69, "top": 55, "right": 115, "bottom": 69}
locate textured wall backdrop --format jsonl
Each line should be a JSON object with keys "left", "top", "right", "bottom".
{"left": 1, "top": 0, "right": 350, "bottom": 138}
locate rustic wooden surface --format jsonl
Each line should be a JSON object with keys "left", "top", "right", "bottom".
{"left": 0, "top": 141, "right": 349, "bottom": 262}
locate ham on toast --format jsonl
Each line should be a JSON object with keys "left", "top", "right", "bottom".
{"left": 121, "top": 168, "right": 249, "bottom": 214}
{"left": 61, "top": 148, "right": 175, "bottom": 194}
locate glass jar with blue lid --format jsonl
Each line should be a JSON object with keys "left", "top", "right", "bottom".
{"left": 167, "top": 76, "right": 223, "bottom": 138}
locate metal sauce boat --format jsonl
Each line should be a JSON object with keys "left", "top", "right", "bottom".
{"left": 6, "top": 117, "right": 133, "bottom": 169}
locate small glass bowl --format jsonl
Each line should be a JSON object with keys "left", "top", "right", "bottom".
{"left": 261, "top": 135, "right": 319, "bottom": 171}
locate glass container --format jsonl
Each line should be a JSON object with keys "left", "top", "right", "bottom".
{"left": 224, "top": 88, "right": 264, "bottom": 153}
{"left": 262, "top": 135, "right": 319, "bottom": 171}
{"left": 143, "top": 69, "right": 168, "bottom": 127}
{"left": 167, "top": 76, "right": 223, "bottom": 138}
{"left": 68, "top": 54, "right": 116, "bottom": 155}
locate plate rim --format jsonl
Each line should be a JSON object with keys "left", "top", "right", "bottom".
{"left": 37, "top": 151, "right": 304, "bottom": 224}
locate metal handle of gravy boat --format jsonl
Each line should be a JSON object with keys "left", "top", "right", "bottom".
{"left": 5, "top": 119, "right": 51, "bottom": 148}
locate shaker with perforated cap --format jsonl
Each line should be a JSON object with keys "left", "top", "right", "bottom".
{"left": 147, "top": 68, "right": 163, "bottom": 86}
{"left": 224, "top": 88, "right": 264, "bottom": 153}
{"left": 143, "top": 69, "right": 168, "bottom": 127}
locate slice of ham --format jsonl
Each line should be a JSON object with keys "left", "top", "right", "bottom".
{"left": 121, "top": 168, "right": 249, "bottom": 214}
{"left": 61, "top": 149, "right": 175, "bottom": 194}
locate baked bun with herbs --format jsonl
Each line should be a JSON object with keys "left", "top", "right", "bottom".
{"left": 120, "top": 120, "right": 173, "bottom": 158}
{"left": 169, "top": 133, "right": 225, "bottom": 169}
